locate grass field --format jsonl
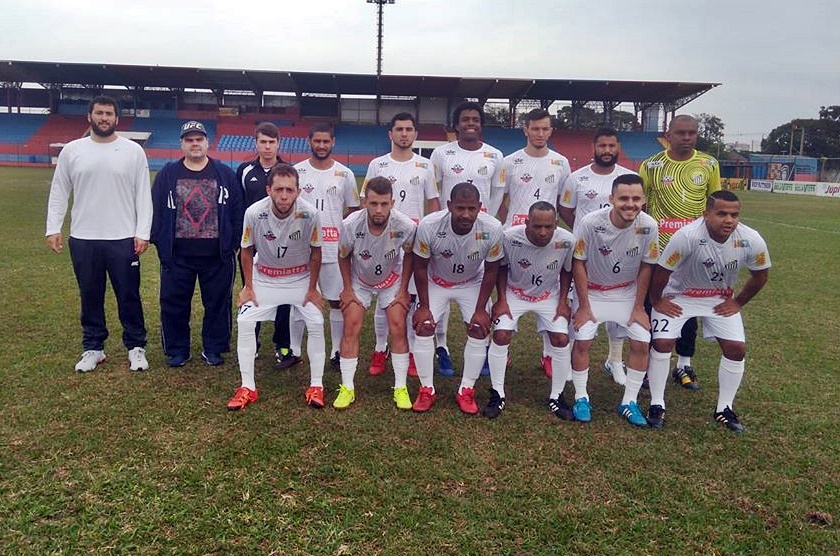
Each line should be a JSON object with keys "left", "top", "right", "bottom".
{"left": 1, "top": 166, "right": 838, "bottom": 555}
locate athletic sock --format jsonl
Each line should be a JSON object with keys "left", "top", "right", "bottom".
{"left": 460, "top": 336, "right": 487, "bottom": 391}
{"left": 339, "top": 357, "right": 358, "bottom": 391}
{"left": 237, "top": 321, "right": 258, "bottom": 391}
{"left": 622, "top": 368, "right": 646, "bottom": 406}
{"left": 373, "top": 308, "right": 389, "bottom": 352}
{"left": 392, "top": 351, "right": 409, "bottom": 389}
{"left": 329, "top": 307, "right": 343, "bottom": 357}
{"left": 290, "top": 314, "right": 305, "bottom": 357}
{"left": 435, "top": 305, "right": 449, "bottom": 352}
{"left": 677, "top": 355, "right": 692, "bottom": 369}
{"left": 648, "top": 348, "right": 672, "bottom": 408}
{"left": 549, "top": 343, "right": 572, "bottom": 400}
{"left": 608, "top": 337, "right": 625, "bottom": 364}
{"left": 305, "top": 319, "right": 326, "bottom": 388}
{"left": 413, "top": 335, "right": 435, "bottom": 390}
{"left": 487, "top": 341, "right": 509, "bottom": 399}
{"left": 717, "top": 355, "right": 745, "bottom": 412}
{"left": 572, "top": 368, "right": 589, "bottom": 400}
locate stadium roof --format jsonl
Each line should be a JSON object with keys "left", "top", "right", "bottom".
{"left": 0, "top": 60, "right": 719, "bottom": 108}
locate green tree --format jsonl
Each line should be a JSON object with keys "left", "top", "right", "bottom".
{"left": 761, "top": 106, "right": 840, "bottom": 158}
{"left": 694, "top": 113, "right": 727, "bottom": 156}
{"left": 554, "top": 105, "right": 637, "bottom": 130}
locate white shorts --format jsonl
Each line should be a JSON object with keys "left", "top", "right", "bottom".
{"left": 427, "top": 281, "right": 480, "bottom": 326}
{"left": 318, "top": 262, "right": 342, "bottom": 300}
{"left": 573, "top": 291, "right": 649, "bottom": 342}
{"left": 495, "top": 293, "right": 569, "bottom": 334}
{"left": 352, "top": 275, "right": 402, "bottom": 310}
{"left": 238, "top": 277, "right": 324, "bottom": 328}
{"left": 651, "top": 295, "right": 745, "bottom": 342}
{"left": 376, "top": 275, "right": 415, "bottom": 311}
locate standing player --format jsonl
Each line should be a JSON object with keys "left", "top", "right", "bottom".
{"left": 46, "top": 95, "right": 152, "bottom": 372}
{"left": 640, "top": 115, "right": 721, "bottom": 389}
{"left": 226, "top": 163, "right": 326, "bottom": 410}
{"left": 235, "top": 122, "right": 295, "bottom": 366}
{"left": 361, "top": 112, "right": 440, "bottom": 376}
{"left": 559, "top": 127, "right": 634, "bottom": 385}
{"left": 570, "top": 174, "right": 659, "bottom": 426}
{"left": 485, "top": 202, "right": 575, "bottom": 419}
{"left": 429, "top": 102, "right": 504, "bottom": 375}
{"left": 646, "top": 191, "right": 770, "bottom": 432}
{"left": 497, "top": 108, "right": 571, "bottom": 379}
{"left": 412, "top": 183, "right": 504, "bottom": 413}
{"left": 293, "top": 124, "right": 360, "bottom": 369}
{"left": 335, "top": 177, "right": 417, "bottom": 409}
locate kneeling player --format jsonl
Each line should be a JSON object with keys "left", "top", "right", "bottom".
{"left": 486, "top": 202, "right": 575, "bottom": 419}
{"left": 335, "top": 177, "right": 417, "bottom": 409}
{"left": 647, "top": 190, "right": 770, "bottom": 432}
{"left": 227, "top": 164, "right": 327, "bottom": 411}
{"left": 570, "top": 173, "right": 659, "bottom": 425}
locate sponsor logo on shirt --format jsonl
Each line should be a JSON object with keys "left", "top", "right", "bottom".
{"left": 513, "top": 157, "right": 524, "bottom": 165}
{"left": 626, "top": 246, "right": 639, "bottom": 257}
{"left": 322, "top": 227, "right": 339, "bottom": 242}
{"left": 662, "top": 175, "right": 675, "bottom": 185}
{"left": 647, "top": 160, "right": 665, "bottom": 169}
{"left": 384, "top": 249, "right": 398, "bottom": 259}
{"left": 388, "top": 176, "right": 397, "bottom": 184}
{"left": 550, "top": 159, "right": 563, "bottom": 166}
{"left": 477, "top": 166, "right": 488, "bottom": 176}
{"left": 302, "top": 183, "right": 315, "bottom": 194}
{"left": 257, "top": 212, "right": 269, "bottom": 220}
{"left": 585, "top": 189, "right": 598, "bottom": 200}
{"left": 484, "top": 152, "right": 497, "bottom": 159}
{"left": 452, "top": 164, "right": 465, "bottom": 174}
{"left": 489, "top": 244, "right": 501, "bottom": 258}
{"left": 288, "top": 230, "right": 302, "bottom": 241}
{"left": 359, "top": 250, "right": 372, "bottom": 260}
{"left": 545, "top": 174, "right": 555, "bottom": 184}
{"left": 520, "top": 173, "right": 533, "bottom": 183}
{"left": 243, "top": 227, "right": 251, "bottom": 243}
{"left": 517, "top": 258, "right": 532, "bottom": 269}
{"left": 547, "top": 259, "right": 560, "bottom": 270}
{"left": 598, "top": 245, "right": 612, "bottom": 256}
{"left": 702, "top": 257, "right": 715, "bottom": 268}
{"left": 467, "top": 251, "right": 481, "bottom": 261}
{"left": 561, "top": 190, "right": 572, "bottom": 203}
{"left": 334, "top": 170, "right": 349, "bottom": 178}
{"left": 573, "top": 240, "right": 585, "bottom": 258}
{"left": 756, "top": 252, "right": 766, "bottom": 265}
{"left": 512, "top": 214, "right": 528, "bottom": 226}
{"left": 594, "top": 225, "right": 607, "bottom": 234}
{"left": 441, "top": 249, "right": 454, "bottom": 259}
{"left": 418, "top": 240, "right": 430, "bottom": 255}
{"left": 666, "top": 252, "right": 681, "bottom": 266}
{"left": 263, "top": 231, "right": 276, "bottom": 241}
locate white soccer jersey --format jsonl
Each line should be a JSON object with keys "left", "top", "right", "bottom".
{"left": 573, "top": 207, "right": 659, "bottom": 289}
{"left": 430, "top": 141, "right": 504, "bottom": 206}
{"left": 559, "top": 164, "right": 634, "bottom": 234}
{"left": 501, "top": 225, "right": 575, "bottom": 302}
{"left": 242, "top": 197, "right": 322, "bottom": 283}
{"left": 294, "top": 159, "right": 360, "bottom": 262}
{"left": 362, "top": 154, "right": 439, "bottom": 222}
{"left": 659, "top": 218, "right": 771, "bottom": 298}
{"left": 502, "top": 149, "right": 571, "bottom": 227}
{"left": 414, "top": 210, "right": 504, "bottom": 288}
{"left": 339, "top": 209, "right": 417, "bottom": 288}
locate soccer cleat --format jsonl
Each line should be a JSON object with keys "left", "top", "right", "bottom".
{"left": 274, "top": 347, "right": 287, "bottom": 364}
{"left": 617, "top": 401, "right": 648, "bottom": 427}
{"left": 201, "top": 352, "right": 224, "bottom": 366}
{"left": 483, "top": 389, "right": 506, "bottom": 419}
{"left": 573, "top": 397, "right": 592, "bottom": 422}
{"left": 277, "top": 351, "right": 302, "bottom": 370}
{"left": 713, "top": 406, "right": 745, "bottom": 433}
{"left": 332, "top": 384, "right": 356, "bottom": 409}
{"left": 407, "top": 353, "right": 418, "bottom": 377}
{"left": 329, "top": 351, "right": 341, "bottom": 371}
{"left": 548, "top": 397, "right": 575, "bottom": 421}
{"left": 305, "top": 386, "right": 325, "bottom": 409}
{"left": 412, "top": 386, "right": 437, "bottom": 412}
{"left": 226, "top": 386, "right": 258, "bottom": 411}
{"left": 673, "top": 365, "right": 701, "bottom": 390}
{"left": 128, "top": 347, "right": 149, "bottom": 371}
{"left": 603, "top": 360, "right": 627, "bottom": 386}
{"left": 647, "top": 404, "right": 666, "bottom": 429}
{"left": 455, "top": 386, "right": 479, "bottom": 415}
{"left": 75, "top": 350, "right": 106, "bottom": 373}
{"left": 167, "top": 353, "right": 191, "bottom": 368}
{"left": 369, "top": 350, "right": 389, "bottom": 376}
{"left": 436, "top": 346, "right": 455, "bottom": 377}
{"left": 541, "top": 355, "right": 552, "bottom": 377}
{"left": 393, "top": 386, "right": 412, "bottom": 410}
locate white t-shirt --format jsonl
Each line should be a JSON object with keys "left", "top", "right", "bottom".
{"left": 46, "top": 135, "right": 152, "bottom": 240}
{"left": 362, "top": 153, "right": 439, "bottom": 222}
{"left": 414, "top": 210, "right": 504, "bottom": 288}
{"left": 559, "top": 163, "right": 634, "bottom": 234}
{"left": 501, "top": 224, "right": 574, "bottom": 302}
{"left": 573, "top": 207, "right": 659, "bottom": 291}
{"left": 659, "top": 218, "right": 771, "bottom": 298}
{"left": 339, "top": 208, "right": 417, "bottom": 288}
{"left": 430, "top": 141, "right": 504, "bottom": 207}
{"left": 501, "top": 148, "right": 571, "bottom": 227}
{"left": 242, "top": 197, "right": 321, "bottom": 284}
{"left": 294, "top": 159, "right": 360, "bottom": 262}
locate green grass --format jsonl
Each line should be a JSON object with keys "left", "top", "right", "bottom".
{"left": 1, "top": 167, "right": 838, "bottom": 555}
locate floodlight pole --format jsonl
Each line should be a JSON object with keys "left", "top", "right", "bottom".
{"left": 367, "top": 0, "right": 394, "bottom": 125}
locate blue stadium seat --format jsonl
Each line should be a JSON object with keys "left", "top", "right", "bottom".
{"left": 0, "top": 114, "right": 48, "bottom": 143}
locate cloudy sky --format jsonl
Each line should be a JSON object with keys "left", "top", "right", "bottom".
{"left": 2, "top": 0, "right": 837, "bottom": 147}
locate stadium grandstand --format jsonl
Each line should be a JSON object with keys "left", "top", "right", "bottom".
{"left": 0, "top": 59, "right": 723, "bottom": 175}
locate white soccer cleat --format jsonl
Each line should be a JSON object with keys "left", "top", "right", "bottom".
{"left": 128, "top": 347, "right": 149, "bottom": 371}
{"left": 603, "top": 360, "right": 627, "bottom": 386}
{"left": 75, "top": 350, "right": 106, "bottom": 373}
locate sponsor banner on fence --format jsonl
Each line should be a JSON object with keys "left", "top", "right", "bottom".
{"left": 750, "top": 179, "right": 773, "bottom": 192}
{"left": 772, "top": 180, "right": 840, "bottom": 197}
{"left": 722, "top": 177, "right": 747, "bottom": 190}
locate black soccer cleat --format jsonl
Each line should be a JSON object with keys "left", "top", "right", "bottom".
{"left": 483, "top": 388, "right": 506, "bottom": 419}
{"left": 548, "top": 396, "right": 575, "bottom": 421}
{"left": 647, "top": 404, "right": 666, "bottom": 429}
{"left": 672, "top": 366, "right": 700, "bottom": 390}
{"left": 713, "top": 406, "right": 745, "bottom": 433}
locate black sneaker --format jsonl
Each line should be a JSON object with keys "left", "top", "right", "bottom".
{"left": 483, "top": 389, "right": 506, "bottom": 419}
{"left": 672, "top": 365, "right": 700, "bottom": 390}
{"left": 201, "top": 352, "right": 224, "bottom": 366}
{"left": 330, "top": 351, "right": 341, "bottom": 371}
{"left": 647, "top": 404, "right": 666, "bottom": 429}
{"left": 548, "top": 397, "right": 575, "bottom": 421}
{"left": 276, "top": 351, "right": 302, "bottom": 370}
{"left": 713, "top": 406, "right": 745, "bottom": 433}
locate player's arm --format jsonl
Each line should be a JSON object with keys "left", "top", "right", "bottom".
{"left": 425, "top": 170, "right": 441, "bottom": 214}
{"left": 45, "top": 151, "right": 73, "bottom": 254}
{"left": 648, "top": 264, "right": 681, "bottom": 317}
{"left": 555, "top": 266, "right": 572, "bottom": 321}
{"left": 628, "top": 262, "right": 653, "bottom": 330}
{"left": 492, "top": 264, "right": 511, "bottom": 321}
{"left": 487, "top": 187, "right": 505, "bottom": 220}
{"left": 715, "top": 268, "right": 769, "bottom": 317}
{"left": 571, "top": 257, "right": 595, "bottom": 330}
{"left": 238, "top": 246, "right": 257, "bottom": 307}
{"left": 390, "top": 250, "right": 414, "bottom": 312}
{"left": 426, "top": 197, "right": 441, "bottom": 214}
{"left": 133, "top": 153, "right": 153, "bottom": 255}
{"left": 558, "top": 206, "right": 575, "bottom": 230}
{"left": 412, "top": 253, "right": 434, "bottom": 330}
{"left": 495, "top": 194, "right": 510, "bottom": 225}
{"left": 469, "top": 259, "right": 499, "bottom": 336}
{"left": 304, "top": 245, "right": 324, "bottom": 309}
{"left": 337, "top": 252, "right": 361, "bottom": 310}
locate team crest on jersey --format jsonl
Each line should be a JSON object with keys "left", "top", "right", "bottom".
{"left": 436, "top": 230, "right": 447, "bottom": 238}
{"left": 662, "top": 175, "right": 674, "bottom": 185}
{"left": 756, "top": 252, "right": 766, "bottom": 265}
{"left": 626, "top": 246, "right": 640, "bottom": 257}
{"left": 327, "top": 185, "right": 338, "bottom": 195}
{"left": 415, "top": 162, "right": 428, "bottom": 169}
{"left": 555, "top": 240, "right": 572, "bottom": 249}
{"left": 288, "top": 230, "right": 302, "bottom": 241}
{"left": 359, "top": 250, "right": 373, "bottom": 260}
{"left": 388, "top": 176, "right": 397, "bottom": 184}
{"left": 445, "top": 149, "right": 457, "bottom": 156}
{"left": 467, "top": 251, "right": 481, "bottom": 261}
{"left": 302, "top": 184, "right": 315, "bottom": 194}
{"left": 410, "top": 176, "right": 420, "bottom": 186}
{"left": 384, "top": 249, "right": 398, "bottom": 259}
{"left": 334, "top": 170, "right": 348, "bottom": 178}
{"left": 510, "top": 239, "right": 523, "bottom": 247}
{"left": 666, "top": 252, "right": 681, "bottom": 266}
{"left": 355, "top": 231, "right": 366, "bottom": 239}
{"left": 733, "top": 239, "right": 750, "bottom": 248}
{"left": 545, "top": 174, "right": 556, "bottom": 184}
{"left": 513, "top": 157, "right": 524, "bottom": 165}
{"left": 451, "top": 164, "right": 465, "bottom": 174}
{"left": 263, "top": 231, "right": 276, "bottom": 241}
{"left": 257, "top": 211, "right": 269, "bottom": 220}
{"left": 418, "top": 240, "right": 430, "bottom": 255}
{"left": 294, "top": 211, "right": 311, "bottom": 219}
{"left": 475, "top": 232, "right": 490, "bottom": 240}
{"left": 585, "top": 189, "right": 598, "bottom": 200}
{"left": 635, "top": 227, "right": 651, "bottom": 235}
{"left": 691, "top": 172, "right": 704, "bottom": 185}
{"left": 517, "top": 258, "right": 532, "bottom": 269}
{"left": 647, "top": 160, "right": 664, "bottom": 169}
{"left": 242, "top": 227, "right": 251, "bottom": 243}
{"left": 594, "top": 225, "right": 607, "bottom": 234}
{"left": 547, "top": 259, "right": 560, "bottom": 270}
{"left": 520, "top": 173, "right": 533, "bottom": 183}
{"left": 598, "top": 245, "right": 612, "bottom": 256}
{"left": 390, "top": 230, "right": 405, "bottom": 239}
{"left": 477, "top": 166, "right": 489, "bottom": 176}
{"left": 725, "top": 260, "right": 738, "bottom": 270}
{"left": 441, "top": 249, "right": 454, "bottom": 259}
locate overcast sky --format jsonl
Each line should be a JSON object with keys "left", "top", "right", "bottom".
{"left": 2, "top": 0, "right": 837, "bottom": 147}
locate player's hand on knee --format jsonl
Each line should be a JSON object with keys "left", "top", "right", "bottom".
{"left": 413, "top": 306, "right": 435, "bottom": 335}
{"left": 572, "top": 307, "right": 595, "bottom": 331}
{"left": 468, "top": 310, "right": 491, "bottom": 338}
{"left": 304, "top": 288, "right": 324, "bottom": 311}
{"left": 238, "top": 286, "right": 257, "bottom": 307}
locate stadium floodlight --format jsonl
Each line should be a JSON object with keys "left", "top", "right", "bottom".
{"left": 366, "top": 0, "right": 395, "bottom": 78}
